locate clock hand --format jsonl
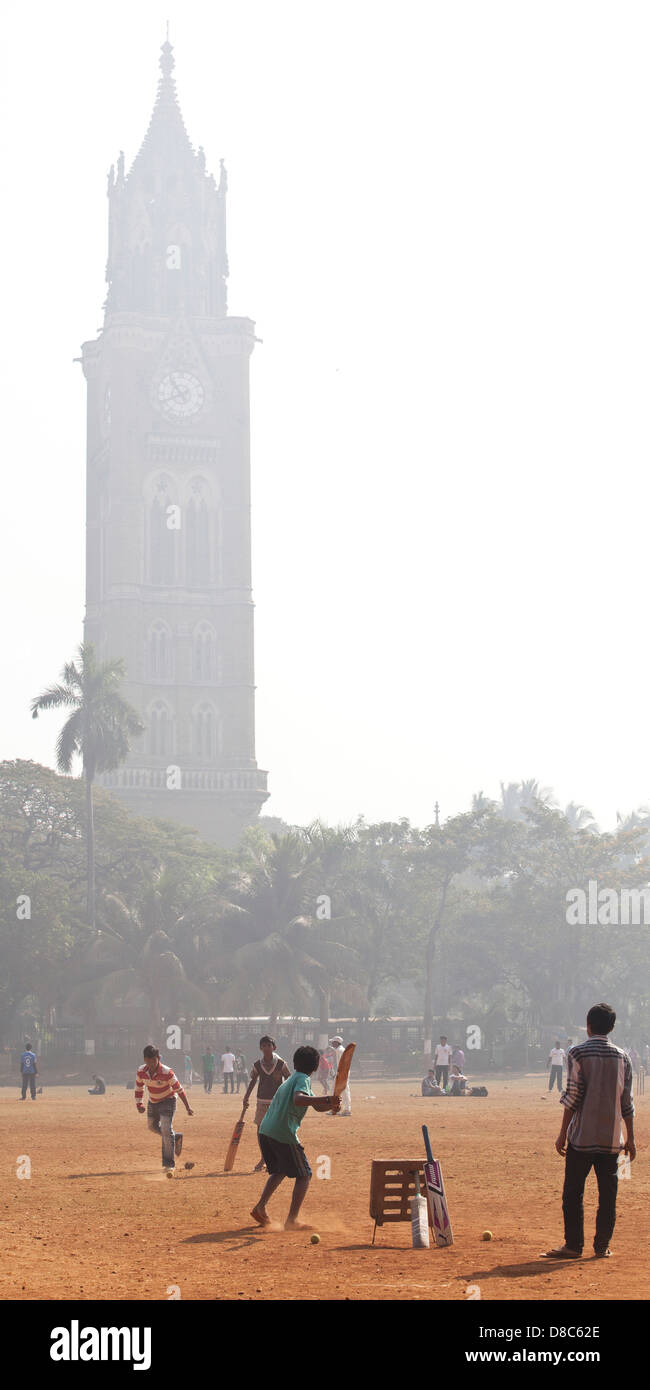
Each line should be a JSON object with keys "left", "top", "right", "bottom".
{"left": 169, "top": 376, "right": 187, "bottom": 401}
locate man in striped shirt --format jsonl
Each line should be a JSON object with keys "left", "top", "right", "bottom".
{"left": 543, "top": 1002, "right": 635, "bottom": 1260}
{"left": 135, "top": 1046, "right": 194, "bottom": 1171}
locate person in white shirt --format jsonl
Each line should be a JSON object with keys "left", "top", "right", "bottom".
{"left": 547, "top": 1041, "right": 566, "bottom": 1092}
{"left": 329, "top": 1035, "right": 351, "bottom": 1116}
{"left": 434, "top": 1036, "right": 453, "bottom": 1089}
{"left": 221, "top": 1049, "right": 236, "bottom": 1093}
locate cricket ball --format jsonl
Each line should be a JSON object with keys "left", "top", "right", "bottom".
{"left": 311, "top": 1234, "right": 321, "bottom": 1244}
{"left": 166, "top": 1170, "right": 174, "bottom": 1179}
{"left": 482, "top": 1230, "right": 493, "bottom": 1241}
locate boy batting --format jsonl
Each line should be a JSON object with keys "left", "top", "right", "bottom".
{"left": 250, "top": 1045, "right": 340, "bottom": 1230}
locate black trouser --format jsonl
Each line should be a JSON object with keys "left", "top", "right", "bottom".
{"left": 548, "top": 1065, "right": 563, "bottom": 1092}
{"left": 435, "top": 1065, "right": 449, "bottom": 1088}
{"left": 223, "top": 1072, "right": 234, "bottom": 1092}
{"left": 21, "top": 1074, "right": 36, "bottom": 1099}
{"left": 562, "top": 1144, "right": 618, "bottom": 1253}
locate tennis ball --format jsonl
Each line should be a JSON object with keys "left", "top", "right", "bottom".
{"left": 311, "top": 1234, "right": 321, "bottom": 1244}
{"left": 482, "top": 1230, "right": 493, "bottom": 1241}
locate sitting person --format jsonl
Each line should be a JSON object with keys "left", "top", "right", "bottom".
{"left": 447, "top": 1064, "right": 467, "bottom": 1096}
{"left": 421, "top": 1068, "right": 444, "bottom": 1096}
{"left": 88, "top": 1074, "right": 106, "bottom": 1095}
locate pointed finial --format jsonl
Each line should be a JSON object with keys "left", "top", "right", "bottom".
{"left": 160, "top": 37, "right": 174, "bottom": 77}
{"left": 166, "top": 19, "right": 170, "bottom": 42}
{"left": 434, "top": 801, "right": 440, "bottom": 827}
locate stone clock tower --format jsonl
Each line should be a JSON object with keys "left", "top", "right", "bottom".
{"left": 82, "top": 40, "right": 269, "bottom": 846}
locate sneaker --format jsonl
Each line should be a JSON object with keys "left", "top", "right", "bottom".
{"left": 174, "top": 1133, "right": 183, "bottom": 1157}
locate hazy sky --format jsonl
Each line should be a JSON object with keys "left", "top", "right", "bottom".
{"left": 2, "top": 1, "right": 649, "bottom": 832}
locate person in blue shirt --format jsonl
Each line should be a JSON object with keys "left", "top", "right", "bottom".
{"left": 20, "top": 1041, "right": 38, "bottom": 1100}
{"left": 250, "top": 1045, "right": 340, "bottom": 1230}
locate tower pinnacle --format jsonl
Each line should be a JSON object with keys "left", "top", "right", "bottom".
{"left": 159, "top": 38, "right": 174, "bottom": 78}
{"left": 104, "top": 40, "right": 229, "bottom": 317}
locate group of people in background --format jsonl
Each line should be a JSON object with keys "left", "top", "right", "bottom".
{"left": 198, "top": 1048, "right": 248, "bottom": 1094}
{"left": 421, "top": 1035, "right": 466, "bottom": 1095}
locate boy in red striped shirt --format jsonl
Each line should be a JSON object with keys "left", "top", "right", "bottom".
{"left": 135, "top": 1045, "right": 193, "bottom": 1171}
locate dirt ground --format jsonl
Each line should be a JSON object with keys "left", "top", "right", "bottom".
{"left": 1, "top": 1075, "right": 647, "bottom": 1301}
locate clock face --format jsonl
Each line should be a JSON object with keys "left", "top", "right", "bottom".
{"left": 157, "top": 371, "right": 204, "bottom": 420}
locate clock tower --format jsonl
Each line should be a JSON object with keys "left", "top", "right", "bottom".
{"left": 82, "top": 39, "right": 269, "bottom": 845}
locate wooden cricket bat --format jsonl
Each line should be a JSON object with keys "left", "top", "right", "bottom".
{"left": 411, "top": 1170, "right": 430, "bottom": 1248}
{"left": 224, "top": 1105, "right": 247, "bottom": 1171}
{"left": 332, "top": 1042, "right": 355, "bottom": 1100}
{"left": 422, "top": 1124, "right": 453, "bottom": 1247}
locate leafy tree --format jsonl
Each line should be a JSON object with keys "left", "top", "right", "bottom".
{"left": 339, "top": 819, "right": 422, "bottom": 1016}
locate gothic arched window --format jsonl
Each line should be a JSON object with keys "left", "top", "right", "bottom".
{"left": 147, "top": 700, "right": 173, "bottom": 757}
{"left": 192, "top": 622, "right": 218, "bottom": 682}
{"left": 149, "top": 475, "right": 177, "bottom": 585}
{"left": 186, "top": 479, "right": 211, "bottom": 586}
{"left": 148, "top": 621, "right": 173, "bottom": 680}
{"left": 194, "top": 703, "right": 218, "bottom": 759}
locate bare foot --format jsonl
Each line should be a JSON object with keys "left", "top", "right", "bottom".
{"left": 284, "top": 1220, "right": 314, "bottom": 1231}
{"left": 250, "top": 1206, "right": 270, "bottom": 1226}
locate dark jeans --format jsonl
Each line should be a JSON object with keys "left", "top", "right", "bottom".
{"left": 147, "top": 1097, "right": 181, "bottom": 1168}
{"left": 21, "top": 1073, "right": 36, "bottom": 1099}
{"left": 223, "top": 1073, "right": 234, "bottom": 1093}
{"left": 548, "top": 1065, "right": 563, "bottom": 1092}
{"left": 435, "top": 1065, "right": 449, "bottom": 1088}
{"left": 562, "top": 1143, "right": 619, "bottom": 1253}
{"left": 204, "top": 1071, "right": 214, "bottom": 1093}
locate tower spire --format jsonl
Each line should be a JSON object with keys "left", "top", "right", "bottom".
{"left": 127, "top": 36, "right": 195, "bottom": 178}
{"left": 104, "top": 38, "right": 229, "bottom": 317}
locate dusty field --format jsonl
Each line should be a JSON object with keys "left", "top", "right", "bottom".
{"left": 1, "top": 1076, "right": 647, "bottom": 1301}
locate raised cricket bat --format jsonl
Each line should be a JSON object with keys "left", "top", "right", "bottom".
{"left": 411, "top": 1170, "right": 430, "bottom": 1248}
{"left": 332, "top": 1042, "right": 355, "bottom": 1101}
{"left": 422, "top": 1125, "right": 453, "bottom": 1247}
{"left": 224, "top": 1104, "right": 247, "bottom": 1171}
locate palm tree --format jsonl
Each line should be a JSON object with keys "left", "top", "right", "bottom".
{"left": 499, "top": 779, "right": 555, "bottom": 821}
{"left": 66, "top": 877, "right": 206, "bottom": 1040}
{"left": 31, "top": 642, "right": 144, "bottom": 930}
{"left": 216, "top": 828, "right": 363, "bottom": 1035}
{"left": 564, "top": 802, "right": 598, "bottom": 833}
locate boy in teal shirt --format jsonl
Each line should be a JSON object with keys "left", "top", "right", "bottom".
{"left": 251, "top": 1045, "right": 340, "bottom": 1230}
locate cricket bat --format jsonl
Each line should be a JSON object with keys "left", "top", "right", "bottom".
{"left": 411, "top": 1170, "right": 430, "bottom": 1248}
{"left": 224, "top": 1104, "right": 247, "bottom": 1171}
{"left": 422, "top": 1125, "right": 453, "bottom": 1247}
{"left": 332, "top": 1042, "right": 355, "bottom": 1102}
